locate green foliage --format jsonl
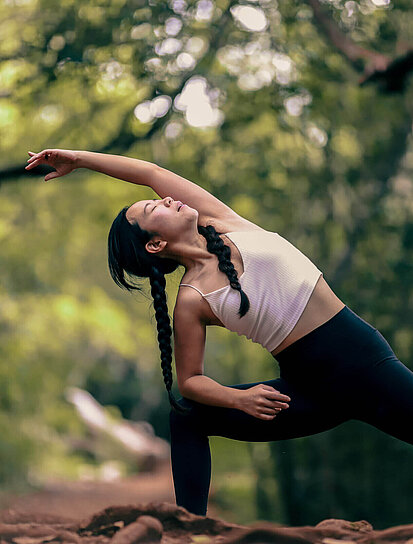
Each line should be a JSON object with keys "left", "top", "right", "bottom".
{"left": 1, "top": 0, "right": 413, "bottom": 529}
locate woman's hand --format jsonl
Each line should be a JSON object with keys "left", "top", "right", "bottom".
{"left": 25, "top": 149, "right": 78, "bottom": 181}
{"left": 239, "top": 384, "right": 291, "bottom": 421}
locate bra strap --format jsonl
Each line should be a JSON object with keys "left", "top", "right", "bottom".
{"left": 179, "top": 284, "right": 205, "bottom": 297}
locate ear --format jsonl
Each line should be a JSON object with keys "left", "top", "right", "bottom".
{"left": 145, "top": 237, "right": 168, "bottom": 255}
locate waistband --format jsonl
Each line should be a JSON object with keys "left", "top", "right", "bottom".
{"left": 274, "top": 305, "right": 376, "bottom": 365}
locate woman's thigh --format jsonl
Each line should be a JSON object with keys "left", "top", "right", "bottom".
{"left": 177, "top": 377, "right": 350, "bottom": 443}
{"left": 352, "top": 331, "right": 413, "bottom": 444}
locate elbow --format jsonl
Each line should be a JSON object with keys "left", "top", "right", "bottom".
{"left": 178, "top": 375, "right": 202, "bottom": 400}
{"left": 178, "top": 379, "right": 191, "bottom": 399}
{"left": 177, "top": 376, "right": 189, "bottom": 397}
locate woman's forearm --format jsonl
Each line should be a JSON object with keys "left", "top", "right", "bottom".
{"left": 74, "top": 150, "right": 157, "bottom": 186}
{"left": 180, "top": 375, "right": 243, "bottom": 409}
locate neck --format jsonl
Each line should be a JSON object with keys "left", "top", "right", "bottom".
{"left": 166, "top": 231, "right": 216, "bottom": 274}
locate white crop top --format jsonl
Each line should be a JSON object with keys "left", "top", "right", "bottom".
{"left": 179, "top": 229, "right": 323, "bottom": 352}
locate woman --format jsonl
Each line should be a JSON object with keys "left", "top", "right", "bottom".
{"left": 26, "top": 148, "right": 413, "bottom": 517}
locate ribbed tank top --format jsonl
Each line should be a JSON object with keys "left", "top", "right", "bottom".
{"left": 179, "top": 229, "right": 323, "bottom": 352}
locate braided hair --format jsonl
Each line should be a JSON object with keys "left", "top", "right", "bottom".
{"left": 197, "top": 225, "right": 249, "bottom": 318}
{"left": 107, "top": 205, "right": 250, "bottom": 413}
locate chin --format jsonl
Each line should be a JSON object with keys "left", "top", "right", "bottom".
{"left": 181, "top": 204, "right": 196, "bottom": 216}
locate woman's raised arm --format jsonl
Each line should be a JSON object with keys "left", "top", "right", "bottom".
{"left": 77, "top": 150, "right": 239, "bottom": 224}
{"left": 26, "top": 149, "right": 240, "bottom": 224}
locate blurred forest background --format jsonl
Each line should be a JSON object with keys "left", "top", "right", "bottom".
{"left": 1, "top": 0, "right": 413, "bottom": 529}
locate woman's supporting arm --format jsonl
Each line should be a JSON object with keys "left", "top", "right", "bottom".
{"left": 174, "top": 289, "right": 239, "bottom": 409}
{"left": 180, "top": 374, "right": 243, "bottom": 408}
{"left": 174, "top": 293, "right": 243, "bottom": 409}
{"left": 182, "top": 374, "right": 291, "bottom": 420}
{"left": 173, "top": 288, "right": 290, "bottom": 418}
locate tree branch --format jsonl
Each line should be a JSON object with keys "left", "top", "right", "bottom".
{"left": 1, "top": 0, "right": 239, "bottom": 185}
{"left": 305, "top": 0, "right": 413, "bottom": 92}
{"left": 305, "top": 0, "right": 390, "bottom": 70}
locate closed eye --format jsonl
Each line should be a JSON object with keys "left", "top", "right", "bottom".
{"left": 143, "top": 198, "right": 159, "bottom": 216}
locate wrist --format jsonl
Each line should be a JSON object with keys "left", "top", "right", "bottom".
{"left": 230, "top": 388, "right": 244, "bottom": 410}
{"left": 73, "top": 150, "right": 86, "bottom": 169}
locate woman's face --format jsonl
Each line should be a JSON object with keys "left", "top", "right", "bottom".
{"left": 126, "top": 196, "right": 198, "bottom": 242}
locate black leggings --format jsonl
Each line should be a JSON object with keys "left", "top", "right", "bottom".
{"left": 169, "top": 305, "right": 413, "bottom": 516}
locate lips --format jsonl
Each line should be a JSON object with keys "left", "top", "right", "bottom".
{"left": 177, "top": 201, "right": 184, "bottom": 212}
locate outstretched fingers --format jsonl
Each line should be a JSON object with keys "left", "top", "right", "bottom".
{"left": 25, "top": 150, "right": 50, "bottom": 170}
{"left": 26, "top": 150, "right": 61, "bottom": 181}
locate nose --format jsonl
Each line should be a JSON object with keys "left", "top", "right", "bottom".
{"left": 164, "top": 197, "right": 173, "bottom": 207}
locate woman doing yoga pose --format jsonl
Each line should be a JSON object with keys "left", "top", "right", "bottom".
{"left": 26, "top": 148, "right": 413, "bottom": 516}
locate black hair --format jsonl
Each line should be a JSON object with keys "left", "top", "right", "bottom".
{"left": 107, "top": 206, "right": 250, "bottom": 413}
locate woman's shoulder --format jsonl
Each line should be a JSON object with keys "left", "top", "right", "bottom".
{"left": 175, "top": 286, "right": 225, "bottom": 328}
{"left": 202, "top": 213, "right": 266, "bottom": 235}
{"left": 174, "top": 285, "right": 206, "bottom": 324}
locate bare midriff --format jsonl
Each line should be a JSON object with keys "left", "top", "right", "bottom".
{"left": 270, "top": 274, "right": 345, "bottom": 358}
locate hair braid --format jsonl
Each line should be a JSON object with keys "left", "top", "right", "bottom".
{"left": 197, "top": 225, "right": 250, "bottom": 317}
{"left": 148, "top": 267, "right": 190, "bottom": 414}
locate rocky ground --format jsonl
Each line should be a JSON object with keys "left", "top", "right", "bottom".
{"left": 1, "top": 462, "right": 413, "bottom": 544}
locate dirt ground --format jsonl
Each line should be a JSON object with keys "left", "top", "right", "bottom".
{"left": 0, "top": 461, "right": 176, "bottom": 523}
{"left": 1, "top": 461, "right": 413, "bottom": 543}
